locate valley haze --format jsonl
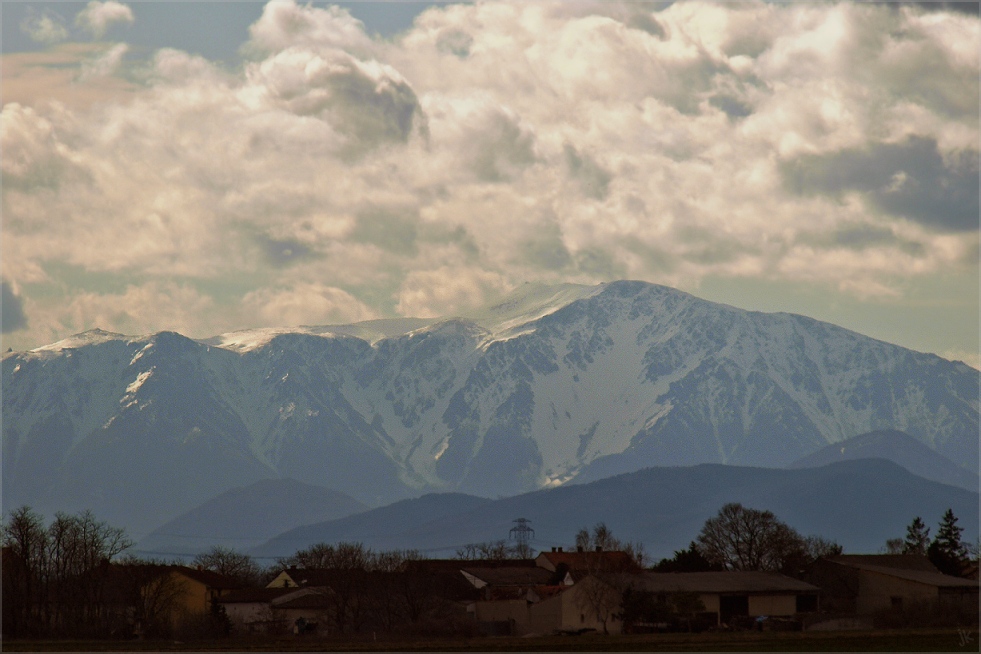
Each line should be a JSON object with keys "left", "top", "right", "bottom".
{"left": 3, "top": 280, "right": 977, "bottom": 552}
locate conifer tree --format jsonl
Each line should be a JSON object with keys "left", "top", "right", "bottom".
{"left": 927, "top": 509, "right": 968, "bottom": 576}
{"left": 901, "top": 516, "right": 930, "bottom": 556}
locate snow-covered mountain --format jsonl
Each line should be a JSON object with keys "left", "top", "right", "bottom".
{"left": 3, "top": 281, "right": 978, "bottom": 536}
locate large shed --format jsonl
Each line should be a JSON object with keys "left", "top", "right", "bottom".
{"left": 629, "top": 571, "right": 820, "bottom": 625}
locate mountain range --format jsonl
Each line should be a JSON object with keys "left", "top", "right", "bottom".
{"left": 250, "top": 459, "right": 979, "bottom": 561}
{"left": 3, "top": 280, "right": 978, "bottom": 537}
{"left": 789, "top": 429, "right": 979, "bottom": 492}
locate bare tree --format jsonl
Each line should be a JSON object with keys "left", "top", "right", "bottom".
{"left": 46, "top": 510, "right": 132, "bottom": 636}
{"left": 2, "top": 506, "right": 50, "bottom": 637}
{"left": 192, "top": 546, "right": 262, "bottom": 586}
{"left": 2, "top": 507, "right": 132, "bottom": 638}
{"left": 696, "top": 503, "right": 819, "bottom": 573}
{"left": 883, "top": 537, "right": 904, "bottom": 555}
{"left": 575, "top": 522, "right": 649, "bottom": 568}
{"left": 454, "top": 540, "right": 522, "bottom": 561}
{"left": 570, "top": 524, "right": 644, "bottom": 634}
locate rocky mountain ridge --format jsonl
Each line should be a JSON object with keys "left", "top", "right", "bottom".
{"left": 4, "top": 281, "right": 977, "bottom": 536}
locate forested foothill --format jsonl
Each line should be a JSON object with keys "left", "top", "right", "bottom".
{"left": 2, "top": 503, "right": 977, "bottom": 644}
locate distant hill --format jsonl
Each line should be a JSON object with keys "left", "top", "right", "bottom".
{"left": 253, "top": 493, "right": 492, "bottom": 559}
{"left": 136, "top": 478, "right": 368, "bottom": 556}
{"left": 252, "top": 459, "right": 979, "bottom": 561}
{"left": 788, "top": 429, "right": 979, "bottom": 492}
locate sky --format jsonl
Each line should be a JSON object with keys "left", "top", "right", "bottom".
{"left": 1, "top": 1, "right": 978, "bottom": 369}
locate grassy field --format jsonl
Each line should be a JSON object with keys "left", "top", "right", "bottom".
{"left": 3, "top": 628, "right": 978, "bottom": 652}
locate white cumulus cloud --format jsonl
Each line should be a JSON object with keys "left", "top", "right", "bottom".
{"left": 75, "top": 0, "right": 134, "bottom": 38}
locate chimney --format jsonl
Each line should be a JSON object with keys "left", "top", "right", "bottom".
{"left": 551, "top": 547, "right": 557, "bottom": 553}
{"left": 558, "top": 547, "right": 563, "bottom": 553}
{"left": 595, "top": 546, "right": 603, "bottom": 553}
{"left": 577, "top": 546, "right": 583, "bottom": 553}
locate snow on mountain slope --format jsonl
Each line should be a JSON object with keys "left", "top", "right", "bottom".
{"left": 3, "top": 280, "right": 978, "bottom": 537}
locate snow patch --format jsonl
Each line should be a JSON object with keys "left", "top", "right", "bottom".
{"left": 126, "top": 369, "right": 154, "bottom": 395}
{"left": 433, "top": 439, "right": 450, "bottom": 461}
{"left": 129, "top": 342, "right": 153, "bottom": 366}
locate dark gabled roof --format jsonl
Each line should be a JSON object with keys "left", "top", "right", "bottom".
{"left": 829, "top": 555, "right": 940, "bottom": 573}
{"left": 462, "top": 566, "right": 553, "bottom": 587}
{"left": 630, "top": 572, "right": 820, "bottom": 594}
{"left": 831, "top": 561, "right": 979, "bottom": 589}
{"left": 173, "top": 566, "right": 242, "bottom": 590}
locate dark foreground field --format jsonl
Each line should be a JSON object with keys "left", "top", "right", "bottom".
{"left": 4, "top": 628, "right": 978, "bottom": 652}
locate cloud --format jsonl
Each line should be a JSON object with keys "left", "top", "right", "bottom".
{"left": 351, "top": 207, "right": 419, "bottom": 255}
{"left": 20, "top": 10, "right": 69, "bottom": 44}
{"left": 396, "top": 267, "right": 510, "bottom": 318}
{"left": 563, "top": 144, "right": 612, "bottom": 200}
{"left": 1, "top": 282, "right": 29, "bottom": 333}
{"left": 247, "top": 0, "right": 373, "bottom": 55}
{"left": 782, "top": 136, "right": 979, "bottom": 232}
{"left": 244, "top": 47, "right": 426, "bottom": 157}
{"left": 254, "top": 233, "right": 318, "bottom": 267}
{"left": 2, "top": 0, "right": 978, "bottom": 353}
{"left": 80, "top": 43, "right": 129, "bottom": 79}
{"left": 75, "top": 1, "right": 134, "bottom": 39}
{"left": 242, "top": 283, "right": 376, "bottom": 326}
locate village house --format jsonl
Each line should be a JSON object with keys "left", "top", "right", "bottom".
{"left": 805, "top": 554, "right": 980, "bottom": 615}
{"left": 465, "top": 548, "right": 641, "bottom": 635}
{"left": 218, "top": 587, "right": 296, "bottom": 634}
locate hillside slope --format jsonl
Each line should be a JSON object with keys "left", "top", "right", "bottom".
{"left": 136, "top": 478, "right": 368, "bottom": 555}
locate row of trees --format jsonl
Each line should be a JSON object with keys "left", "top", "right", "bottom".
{"left": 6, "top": 502, "right": 976, "bottom": 639}
{"left": 2, "top": 507, "right": 133, "bottom": 638}
{"left": 884, "top": 509, "right": 976, "bottom": 576}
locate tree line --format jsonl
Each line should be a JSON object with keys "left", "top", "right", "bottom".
{"left": 4, "top": 502, "right": 977, "bottom": 640}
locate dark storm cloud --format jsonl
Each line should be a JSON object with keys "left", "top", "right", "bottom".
{"left": 256, "top": 234, "right": 316, "bottom": 267}
{"left": 782, "top": 136, "right": 980, "bottom": 232}
{"left": 260, "top": 49, "right": 427, "bottom": 158}
{"left": 2, "top": 282, "right": 28, "bottom": 333}
{"left": 564, "top": 144, "right": 612, "bottom": 200}
{"left": 709, "top": 94, "right": 753, "bottom": 119}
{"left": 327, "top": 68, "right": 424, "bottom": 154}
